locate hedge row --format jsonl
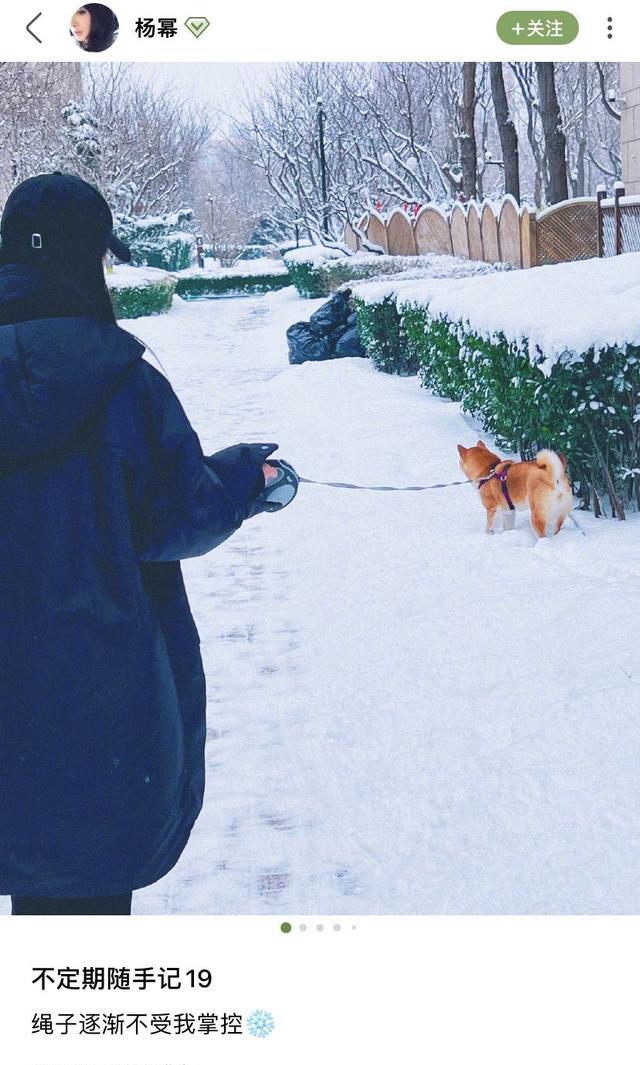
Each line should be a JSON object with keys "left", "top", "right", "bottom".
{"left": 353, "top": 296, "right": 416, "bottom": 375}
{"left": 108, "top": 276, "right": 177, "bottom": 319}
{"left": 107, "top": 264, "right": 290, "bottom": 318}
{"left": 174, "top": 272, "right": 290, "bottom": 298}
{"left": 354, "top": 297, "right": 640, "bottom": 517}
{"left": 285, "top": 255, "right": 424, "bottom": 298}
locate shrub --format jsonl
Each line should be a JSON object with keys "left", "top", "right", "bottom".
{"left": 351, "top": 258, "right": 503, "bottom": 376}
{"left": 175, "top": 271, "right": 290, "bottom": 299}
{"left": 404, "top": 307, "right": 640, "bottom": 517}
{"left": 352, "top": 296, "right": 416, "bottom": 375}
{"left": 284, "top": 251, "right": 427, "bottom": 298}
{"left": 106, "top": 268, "right": 176, "bottom": 319}
{"left": 351, "top": 254, "right": 640, "bottom": 516}
{"left": 115, "top": 210, "right": 195, "bottom": 272}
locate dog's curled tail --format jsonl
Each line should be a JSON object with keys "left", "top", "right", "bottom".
{"left": 535, "top": 448, "right": 565, "bottom": 485}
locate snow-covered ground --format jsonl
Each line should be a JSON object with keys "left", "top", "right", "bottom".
{"left": 4, "top": 286, "right": 640, "bottom": 915}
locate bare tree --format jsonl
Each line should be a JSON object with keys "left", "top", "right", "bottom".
{"left": 0, "top": 63, "right": 212, "bottom": 221}
{"left": 0, "top": 64, "right": 82, "bottom": 199}
{"left": 489, "top": 62, "right": 520, "bottom": 200}
{"left": 235, "top": 60, "right": 621, "bottom": 243}
{"left": 190, "top": 135, "right": 271, "bottom": 262}
{"left": 458, "top": 63, "right": 478, "bottom": 201}
{"left": 536, "top": 63, "right": 569, "bottom": 203}
{"left": 80, "top": 66, "right": 213, "bottom": 217}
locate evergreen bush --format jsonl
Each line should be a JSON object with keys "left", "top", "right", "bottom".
{"left": 284, "top": 254, "right": 427, "bottom": 299}
{"left": 107, "top": 272, "right": 176, "bottom": 319}
{"left": 116, "top": 210, "right": 194, "bottom": 272}
{"left": 354, "top": 297, "right": 640, "bottom": 517}
{"left": 175, "top": 272, "right": 290, "bottom": 298}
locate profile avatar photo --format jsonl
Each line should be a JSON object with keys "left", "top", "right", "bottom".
{"left": 70, "top": 4, "right": 119, "bottom": 52}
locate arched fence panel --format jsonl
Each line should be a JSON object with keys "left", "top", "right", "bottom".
{"left": 467, "top": 203, "right": 483, "bottom": 261}
{"left": 450, "top": 204, "right": 469, "bottom": 259}
{"left": 386, "top": 209, "right": 417, "bottom": 255}
{"left": 366, "top": 212, "right": 389, "bottom": 254}
{"left": 344, "top": 222, "right": 361, "bottom": 253}
{"left": 414, "top": 205, "right": 452, "bottom": 256}
{"left": 497, "top": 196, "right": 522, "bottom": 267}
{"left": 480, "top": 203, "right": 500, "bottom": 263}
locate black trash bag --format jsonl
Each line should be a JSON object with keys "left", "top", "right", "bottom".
{"left": 308, "top": 290, "right": 352, "bottom": 335}
{"left": 347, "top": 311, "right": 358, "bottom": 327}
{"left": 334, "top": 325, "right": 365, "bottom": 358}
{"left": 327, "top": 321, "right": 351, "bottom": 349}
{"left": 287, "top": 321, "right": 332, "bottom": 365}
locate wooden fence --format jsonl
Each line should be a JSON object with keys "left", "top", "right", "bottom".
{"left": 345, "top": 194, "right": 599, "bottom": 269}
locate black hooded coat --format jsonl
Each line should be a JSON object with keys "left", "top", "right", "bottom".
{"left": 0, "top": 263, "right": 274, "bottom": 896}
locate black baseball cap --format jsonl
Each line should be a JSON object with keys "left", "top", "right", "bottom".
{"left": 0, "top": 172, "right": 131, "bottom": 263}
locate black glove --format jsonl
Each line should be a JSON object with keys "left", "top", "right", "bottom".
{"left": 205, "top": 442, "right": 279, "bottom": 520}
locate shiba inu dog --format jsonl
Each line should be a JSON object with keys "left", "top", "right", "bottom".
{"left": 457, "top": 440, "right": 573, "bottom": 537}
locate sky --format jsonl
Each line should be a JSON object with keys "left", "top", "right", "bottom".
{"left": 132, "top": 62, "right": 276, "bottom": 129}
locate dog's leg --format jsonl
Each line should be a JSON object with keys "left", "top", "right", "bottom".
{"left": 554, "top": 500, "right": 575, "bottom": 535}
{"left": 486, "top": 507, "right": 498, "bottom": 534}
{"left": 530, "top": 507, "right": 548, "bottom": 538}
{"left": 503, "top": 509, "right": 516, "bottom": 532}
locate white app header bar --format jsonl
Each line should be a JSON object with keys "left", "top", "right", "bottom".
{"left": 1, "top": 1, "right": 634, "bottom": 62}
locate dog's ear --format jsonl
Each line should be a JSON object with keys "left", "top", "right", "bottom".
{"left": 477, "top": 440, "right": 487, "bottom": 449}
{"left": 558, "top": 453, "right": 568, "bottom": 469}
{"left": 457, "top": 444, "right": 467, "bottom": 456}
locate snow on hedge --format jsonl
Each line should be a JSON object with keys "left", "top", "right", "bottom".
{"left": 284, "top": 250, "right": 436, "bottom": 274}
{"left": 173, "top": 259, "right": 288, "bottom": 280}
{"left": 283, "top": 245, "right": 345, "bottom": 265}
{"left": 393, "top": 253, "right": 640, "bottom": 374}
{"left": 352, "top": 255, "right": 507, "bottom": 304}
{"left": 105, "top": 264, "right": 173, "bottom": 288}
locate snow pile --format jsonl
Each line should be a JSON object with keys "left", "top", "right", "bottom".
{"left": 352, "top": 255, "right": 507, "bottom": 304}
{"left": 283, "top": 245, "right": 345, "bottom": 265}
{"left": 393, "top": 253, "right": 640, "bottom": 373}
{"left": 282, "top": 248, "right": 425, "bottom": 271}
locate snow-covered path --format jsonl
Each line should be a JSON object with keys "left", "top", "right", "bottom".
{"left": 130, "top": 288, "right": 640, "bottom": 915}
{"left": 4, "top": 287, "right": 639, "bottom": 915}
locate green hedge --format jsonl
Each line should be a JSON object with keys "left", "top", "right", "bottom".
{"left": 129, "top": 235, "right": 193, "bottom": 272}
{"left": 353, "top": 296, "right": 417, "bottom": 375}
{"left": 285, "top": 255, "right": 423, "bottom": 299}
{"left": 108, "top": 276, "right": 177, "bottom": 319}
{"left": 356, "top": 298, "right": 640, "bottom": 517}
{"left": 175, "top": 272, "right": 290, "bottom": 298}
{"left": 116, "top": 210, "right": 195, "bottom": 272}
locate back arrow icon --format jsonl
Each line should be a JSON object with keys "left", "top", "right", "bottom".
{"left": 27, "top": 13, "right": 43, "bottom": 43}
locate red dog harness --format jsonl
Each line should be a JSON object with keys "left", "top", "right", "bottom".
{"left": 477, "top": 461, "right": 515, "bottom": 511}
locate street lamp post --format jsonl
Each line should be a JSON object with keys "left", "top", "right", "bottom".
{"left": 206, "top": 194, "right": 216, "bottom": 261}
{"left": 317, "top": 96, "right": 329, "bottom": 238}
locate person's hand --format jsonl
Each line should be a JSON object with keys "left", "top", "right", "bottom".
{"left": 257, "top": 459, "right": 300, "bottom": 512}
{"left": 262, "top": 462, "right": 279, "bottom": 484}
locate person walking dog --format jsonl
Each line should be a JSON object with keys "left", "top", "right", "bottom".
{"left": 0, "top": 173, "right": 298, "bottom": 915}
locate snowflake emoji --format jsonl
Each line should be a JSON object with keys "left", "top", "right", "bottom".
{"left": 247, "top": 1009, "right": 275, "bottom": 1038}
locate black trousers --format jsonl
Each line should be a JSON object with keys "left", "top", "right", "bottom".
{"left": 11, "top": 892, "right": 132, "bottom": 915}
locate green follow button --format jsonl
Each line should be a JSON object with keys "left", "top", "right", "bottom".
{"left": 497, "top": 11, "right": 579, "bottom": 44}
